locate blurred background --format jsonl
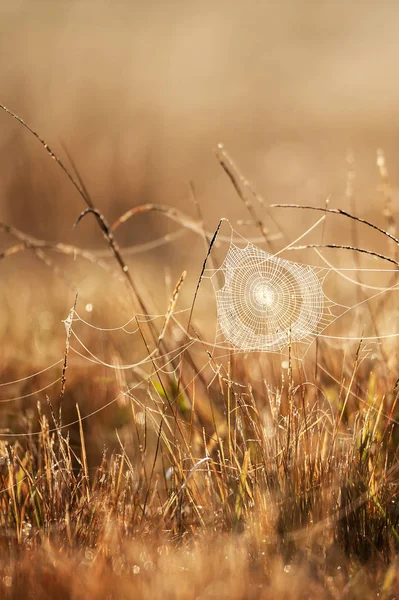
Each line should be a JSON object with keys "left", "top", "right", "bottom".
{"left": 1, "top": 0, "right": 399, "bottom": 455}
{"left": 1, "top": 1, "right": 399, "bottom": 237}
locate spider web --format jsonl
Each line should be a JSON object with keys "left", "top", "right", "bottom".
{"left": 3, "top": 224, "right": 399, "bottom": 445}
{"left": 207, "top": 232, "right": 344, "bottom": 356}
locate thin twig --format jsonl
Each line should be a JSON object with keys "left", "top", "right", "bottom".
{"left": 73, "top": 207, "right": 148, "bottom": 315}
{"left": 111, "top": 201, "right": 281, "bottom": 245}
{"left": 176, "top": 219, "right": 224, "bottom": 397}
{"left": 215, "top": 144, "right": 271, "bottom": 245}
{"left": 60, "top": 292, "right": 79, "bottom": 402}
{"left": 0, "top": 103, "right": 88, "bottom": 205}
{"left": 287, "top": 244, "right": 399, "bottom": 267}
{"left": 271, "top": 203, "right": 399, "bottom": 246}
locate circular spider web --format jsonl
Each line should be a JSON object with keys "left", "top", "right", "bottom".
{"left": 210, "top": 241, "right": 336, "bottom": 353}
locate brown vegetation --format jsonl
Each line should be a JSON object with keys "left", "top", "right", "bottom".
{"left": 1, "top": 101, "right": 399, "bottom": 599}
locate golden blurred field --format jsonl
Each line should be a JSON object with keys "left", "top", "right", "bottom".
{"left": 2, "top": 2, "right": 399, "bottom": 598}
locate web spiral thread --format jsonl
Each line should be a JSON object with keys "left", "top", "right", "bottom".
{"left": 210, "top": 241, "right": 338, "bottom": 353}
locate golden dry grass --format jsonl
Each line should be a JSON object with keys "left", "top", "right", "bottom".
{"left": 2, "top": 100, "right": 399, "bottom": 600}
